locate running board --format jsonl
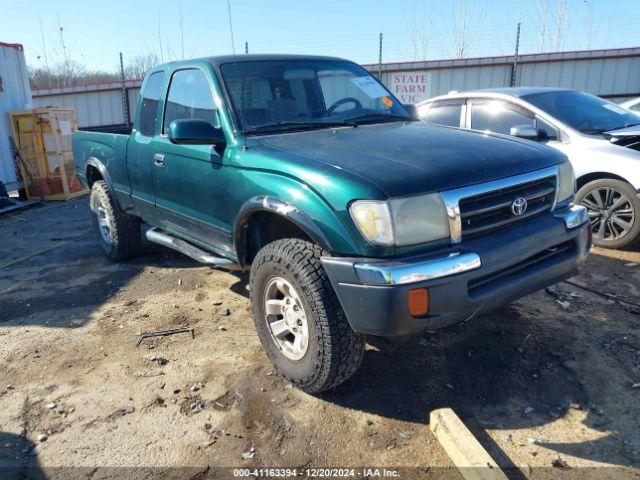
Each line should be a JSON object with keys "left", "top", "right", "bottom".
{"left": 146, "top": 228, "right": 239, "bottom": 269}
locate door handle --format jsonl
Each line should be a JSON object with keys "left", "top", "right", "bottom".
{"left": 154, "top": 154, "right": 165, "bottom": 167}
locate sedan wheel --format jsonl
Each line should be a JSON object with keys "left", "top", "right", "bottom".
{"left": 576, "top": 178, "right": 640, "bottom": 249}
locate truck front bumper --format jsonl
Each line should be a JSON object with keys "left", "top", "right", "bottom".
{"left": 321, "top": 206, "right": 591, "bottom": 336}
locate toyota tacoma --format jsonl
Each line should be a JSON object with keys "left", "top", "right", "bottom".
{"left": 73, "top": 55, "right": 591, "bottom": 392}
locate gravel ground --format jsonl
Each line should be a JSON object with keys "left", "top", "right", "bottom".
{"left": 1, "top": 197, "right": 639, "bottom": 479}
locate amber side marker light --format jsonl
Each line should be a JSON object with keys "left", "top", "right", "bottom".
{"left": 408, "top": 288, "right": 429, "bottom": 317}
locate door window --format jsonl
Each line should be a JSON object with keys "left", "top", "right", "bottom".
{"left": 470, "top": 100, "right": 534, "bottom": 135}
{"left": 139, "top": 72, "right": 164, "bottom": 136}
{"left": 418, "top": 101, "right": 463, "bottom": 127}
{"left": 163, "top": 69, "right": 218, "bottom": 134}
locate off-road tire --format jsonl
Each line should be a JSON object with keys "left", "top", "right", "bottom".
{"left": 250, "top": 238, "right": 365, "bottom": 393}
{"left": 90, "top": 180, "right": 141, "bottom": 261}
{"left": 576, "top": 178, "right": 640, "bottom": 249}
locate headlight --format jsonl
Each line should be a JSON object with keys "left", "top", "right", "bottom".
{"left": 556, "top": 161, "right": 575, "bottom": 205}
{"left": 349, "top": 200, "right": 394, "bottom": 245}
{"left": 350, "top": 193, "right": 450, "bottom": 246}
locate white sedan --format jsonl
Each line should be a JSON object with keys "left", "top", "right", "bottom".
{"left": 417, "top": 88, "right": 640, "bottom": 249}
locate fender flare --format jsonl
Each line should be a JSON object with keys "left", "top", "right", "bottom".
{"left": 234, "top": 196, "right": 334, "bottom": 266}
{"left": 85, "top": 157, "right": 113, "bottom": 189}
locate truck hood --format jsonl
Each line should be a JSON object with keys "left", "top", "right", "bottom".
{"left": 256, "top": 122, "right": 565, "bottom": 197}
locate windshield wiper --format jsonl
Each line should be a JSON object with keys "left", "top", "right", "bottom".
{"left": 345, "top": 113, "right": 414, "bottom": 125}
{"left": 247, "top": 120, "right": 354, "bottom": 132}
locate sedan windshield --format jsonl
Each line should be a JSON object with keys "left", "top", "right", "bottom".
{"left": 523, "top": 90, "right": 640, "bottom": 134}
{"left": 219, "top": 59, "right": 411, "bottom": 133}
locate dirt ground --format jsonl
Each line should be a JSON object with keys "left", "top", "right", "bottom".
{"left": 1, "top": 197, "right": 639, "bottom": 479}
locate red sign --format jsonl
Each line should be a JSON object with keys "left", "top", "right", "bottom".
{"left": 391, "top": 73, "right": 431, "bottom": 104}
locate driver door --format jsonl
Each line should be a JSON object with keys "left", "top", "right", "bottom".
{"left": 151, "top": 67, "right": 232, "bottom": 252}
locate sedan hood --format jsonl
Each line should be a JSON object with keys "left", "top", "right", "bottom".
{"left": 604, "top": 125, "right": 640, "bottom": 137}
{"left": 256, "top": 122, "right": 565, "bottom": 197}
{"left": 603, "top": 126, "right": 640, "bottom": 152}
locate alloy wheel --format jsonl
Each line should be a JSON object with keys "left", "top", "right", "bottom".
{"left": 96, "top": 199, "right": 113, "bottom": 245}
{"left": 580, "top": 186, "right": 635, "bottom": 242}
{"left": 263, "top": 276, "right": 309, "bottom": 361}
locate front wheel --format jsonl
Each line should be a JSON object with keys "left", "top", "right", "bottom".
{"left": 576, "top": 178, "right": 640, "bottom": 249}
{"left": 250, "top": 238, "right": 364, "bottom": 393}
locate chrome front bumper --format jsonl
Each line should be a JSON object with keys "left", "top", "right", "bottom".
{"left": 352, "top": 205, "right": 589, "bottom": 287}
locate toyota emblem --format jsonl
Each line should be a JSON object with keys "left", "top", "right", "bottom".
{"left": 511, "top": 197, "right": 528, "bottom": 216}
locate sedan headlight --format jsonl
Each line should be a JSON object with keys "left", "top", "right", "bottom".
{"left": 350, "top": 194, "right": 450, "bottom": 246}
{"left": 556, "top": 161, "right": 575, "bottom": 206}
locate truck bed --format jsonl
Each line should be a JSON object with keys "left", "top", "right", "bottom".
{"left": 72, "top": 129, "right": 131, "bottom": 197}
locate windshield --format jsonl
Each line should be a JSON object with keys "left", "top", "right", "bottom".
{"left": 219, "top": 59, "right": 411, "bottom": 133}
{"left": 523, "top": 90, "right": 640, "bottom": 134}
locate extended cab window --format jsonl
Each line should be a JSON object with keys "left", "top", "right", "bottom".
{"left": 163, "top": 69, "right": 218, "bottom": 134}
{"left": 470, "top": 100, "right": 534, "bottom": 135}
{"left": 418, "top": 100, "right": 463, "bottom": 127}
{"left": 139, "top": 72, "right": 164, "bottom": 136}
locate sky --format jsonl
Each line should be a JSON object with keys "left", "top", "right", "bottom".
{"left": 2, "top": 0, "right": 639, "bottom": 73}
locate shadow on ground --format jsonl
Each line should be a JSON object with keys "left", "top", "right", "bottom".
{"left": 0, "top": 431, "right": 46, "bottom": 479}
{"left": 0, "top": 237, "right": 203, "bottom": 328}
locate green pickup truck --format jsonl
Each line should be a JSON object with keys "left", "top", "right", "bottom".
{"left": 73, "top": 54, "right": 591, "bottom": 392}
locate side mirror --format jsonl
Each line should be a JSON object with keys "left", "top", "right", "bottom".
{"left": 510, "top": 124, "right": 539, "bottom": 140}
{"left": 168, "top": 119, "right": 225, "bottom": 145}
{"left": 403, "top": 104, "right": 419, "bottom": 120}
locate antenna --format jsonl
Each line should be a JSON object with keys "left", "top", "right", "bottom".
{"left": 226, "top": 0, "right": 244, "bottom": 135}
{"left": 179, "top": 3, "right": 185, "bottom": 59}
{"left": 226, "top": 0, "right": 237, "bottom": 56}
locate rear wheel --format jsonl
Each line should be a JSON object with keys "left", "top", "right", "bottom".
{"left": 250, "top": 238, "right": 364, "bottom": 393}
{"left": 576, "top": 178, "right": 640, "bottom": 249}
{"left": 90, "top": 180, "right": 141, "bottom": 261}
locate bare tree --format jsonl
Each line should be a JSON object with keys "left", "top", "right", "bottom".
{"left": 452, "top": 0, "right": 484, "bottom": 59}
{"left": 554, "top": 0, "right": 568, "bottom": 51}
{"left": 124, "top": 53, "right": 160, "bottom": 80}
{"left": 531, "top": 0, "right": 550, "bottom": 52}
{"left": 405, "top": 0, "right": 434, "bottom": 61}
{"left": 585, "top": 0, "right": 596, "bottom": 49}
{"left": 530, "top": 0, "right": 569, "bottom": 53}
{"left": 28, "top": 64, "right": 118, "bottom": 89}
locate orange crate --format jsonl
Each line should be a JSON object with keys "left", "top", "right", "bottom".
{"left": 9, "top": 107, "right": 88, "bottom": 201}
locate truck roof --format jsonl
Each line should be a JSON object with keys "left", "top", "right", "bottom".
{"left": 158, "top": 54, "right": 349, "bottom": 69}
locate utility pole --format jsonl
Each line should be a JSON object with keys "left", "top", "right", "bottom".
{"left": 378, "top": 33, "right": 383, "bottom": 78}
{"left": 119, "top": 53, "right": 130, "bottom": 127}
{"left": 245, "top": 42, "right": 249, "bottom": 54}
{"left": 511, "top": 22, "right": 521, "bottom": 87}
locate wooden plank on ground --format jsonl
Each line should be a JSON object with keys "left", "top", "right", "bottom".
{"left": 429, "top": 408, "right": 509, "bottom": 480}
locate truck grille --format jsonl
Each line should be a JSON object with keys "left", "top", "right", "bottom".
{"left": 458, "top": 176, "right": 556, "bottom": 240}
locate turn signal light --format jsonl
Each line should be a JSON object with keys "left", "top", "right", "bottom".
{"left": 408, "top": 288, "right": 429, "bottom": 317}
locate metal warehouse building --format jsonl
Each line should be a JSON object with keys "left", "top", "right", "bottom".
{"left": 31, "top": 46, "right": 640, "bottom": 130}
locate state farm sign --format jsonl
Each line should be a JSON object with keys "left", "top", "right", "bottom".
{"left": 390, "top": 72, "right": 431, "bottom": 104}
